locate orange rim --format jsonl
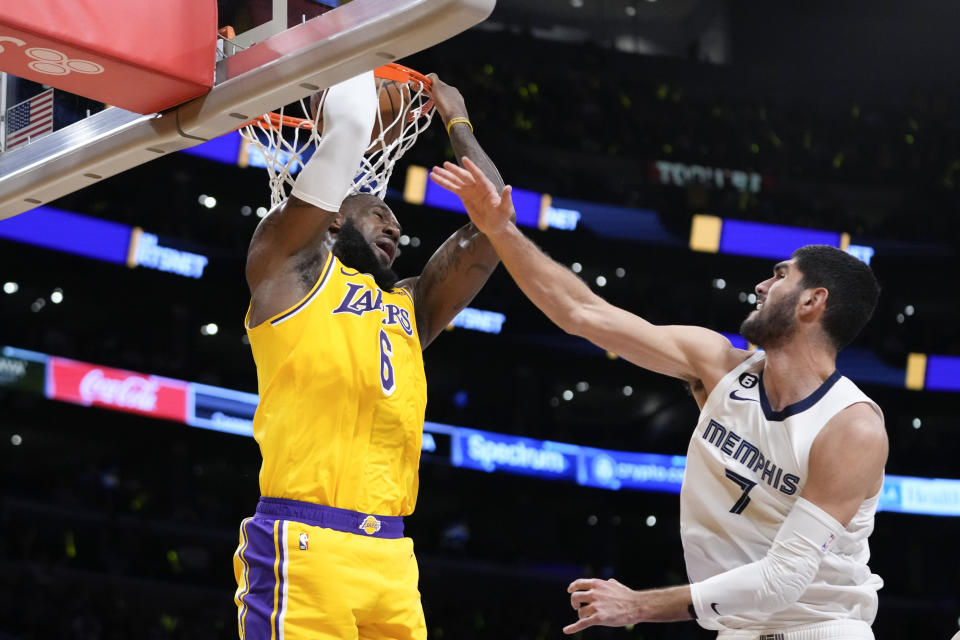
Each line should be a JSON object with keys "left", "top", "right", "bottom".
{"left": 240, "top": 63, "right": 433, "bottom": 131}
{"left": 374, "top": 62, "right": 432, "bottom": 88}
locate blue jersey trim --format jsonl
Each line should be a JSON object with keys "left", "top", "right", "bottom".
{"left": 758, "top": 369, "right": 842, "bottom": 421}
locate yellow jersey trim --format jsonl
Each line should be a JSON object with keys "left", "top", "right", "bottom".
{"left": 246, "top": 252, "right": 335, "bottom": 331}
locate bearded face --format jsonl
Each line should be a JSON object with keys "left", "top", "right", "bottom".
{"left": 332, "top": 217, "right": 400, "bottom": 291}
{"left": 739, "top": 286, "right": 802, "bottom": 349}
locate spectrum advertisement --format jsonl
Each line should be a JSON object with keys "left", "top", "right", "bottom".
{"left": 8, "top": 345, "right": 958, "bottom": 517}
{"left": 453, "top": 427, "right": 580, "bottom": 481}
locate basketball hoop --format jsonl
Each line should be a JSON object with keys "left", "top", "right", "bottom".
{"left": 240, "top": 63, "right": 435, "bottom": 207}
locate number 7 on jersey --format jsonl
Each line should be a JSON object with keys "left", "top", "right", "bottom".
{"left": 724, "top": 468, "right": 757, "bottom": 514}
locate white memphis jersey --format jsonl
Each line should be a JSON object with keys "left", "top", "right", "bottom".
{"left": 680, "top": 350, "right": 884, "bottom": 632}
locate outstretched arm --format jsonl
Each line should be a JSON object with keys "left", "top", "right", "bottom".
{"left": 398, "top": 75, "right": 507, "bottom": 349}
{"left": 246, "top": 72, "right": 376, "bottom": 325}
{"left": 429, "top": 159, "right": 742, "bottom": 390}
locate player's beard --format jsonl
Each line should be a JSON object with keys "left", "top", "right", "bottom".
{"left": 740, "top": 288, "right": 801, "bottom": 349}
{"left": 332, "top": 218, "right": 399, "bottom": 291}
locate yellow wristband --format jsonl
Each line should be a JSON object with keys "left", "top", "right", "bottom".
{"left": 446, "top": 117, "right": 473, "bottom": 136}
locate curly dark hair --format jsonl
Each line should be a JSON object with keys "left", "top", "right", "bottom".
{"left": 792, "top": 245, "right": 881, "bottom": 350}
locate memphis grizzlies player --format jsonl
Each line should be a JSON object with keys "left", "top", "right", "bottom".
{"left": 432, "top": 160, "right": 886, "bottom": 640}
{"left": 235, "top": 72, "right": 505, "bottom": 640}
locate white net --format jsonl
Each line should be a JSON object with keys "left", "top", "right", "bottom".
{"left": 240, "top": 73, "right": 435, "bottom": 208}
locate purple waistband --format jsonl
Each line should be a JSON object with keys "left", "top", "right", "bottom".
{"left": 255, "top": 496, "right": 405, "bottom": 539}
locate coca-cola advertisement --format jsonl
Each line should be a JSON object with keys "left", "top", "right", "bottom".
{"left": 47, "top": 357, "right": 188, "bottom": 422}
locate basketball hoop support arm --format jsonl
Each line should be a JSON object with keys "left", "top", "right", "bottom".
{"left": 0, "top": 0, "right": 495, "bottom": 220}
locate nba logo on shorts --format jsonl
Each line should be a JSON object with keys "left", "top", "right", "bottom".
{"left": 299, "top": 532, "right": 309, "bottom": 550}
{"left": 359, "top": 515, "right": 382, "bottom": 535}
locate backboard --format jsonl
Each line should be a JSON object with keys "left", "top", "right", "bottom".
{"left": 0, "top": 0, "right": 495, "bottom": 220}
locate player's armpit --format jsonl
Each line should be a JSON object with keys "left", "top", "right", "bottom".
{"left": 572, "top": 301, "right": 747, "bottom": 392}
{"left": 245, "top": 198, "right": 338, "bottom": 291}
{"left": 801, "top": 402, "right": 888, "bottom": 526}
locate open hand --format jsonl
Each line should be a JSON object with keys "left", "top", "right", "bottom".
{"left": 563, "top": 578, "right": 641, "bottom": 635}
{"left": 430, "top": 157, "right": 515, "bottom": 237}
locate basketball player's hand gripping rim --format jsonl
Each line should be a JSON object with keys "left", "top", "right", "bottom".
{"left": 564, "top": 578, "right": 641, "bottom": 634}
{"left": 425, "top": 73, "right": 466, "bottom": 124}
{"left": 430, "top": 157, "right": 515, "bottom": 237}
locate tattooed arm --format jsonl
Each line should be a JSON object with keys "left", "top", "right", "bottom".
{"left": 397, "top": 74, "right": 508, "bottom": 349}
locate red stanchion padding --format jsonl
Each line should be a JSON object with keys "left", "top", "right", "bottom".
{"left": 0, "top": 1, "right": 216, "bottom": 114}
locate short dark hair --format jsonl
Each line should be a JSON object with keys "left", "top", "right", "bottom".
{"left": 792, "top": 245, "right": 880, "bottom": 351}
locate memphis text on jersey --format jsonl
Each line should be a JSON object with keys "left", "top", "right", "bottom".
{"left": 702, "top": 419, "right": 800, "bottom": 496}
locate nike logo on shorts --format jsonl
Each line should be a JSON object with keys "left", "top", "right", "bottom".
{"left": 711, "top": 602, "right": 722, "bottom": 615}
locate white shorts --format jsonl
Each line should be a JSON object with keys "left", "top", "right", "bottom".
{"left": 717, "top": 620, "right": 874, "bottom": 640}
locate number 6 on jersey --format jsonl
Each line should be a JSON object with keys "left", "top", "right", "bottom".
{"left": 379, "top": 329, "right": 396, "bottom": 396}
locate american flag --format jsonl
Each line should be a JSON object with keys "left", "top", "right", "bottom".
{"left": 5, "top": 88, "right": 55, "bottom": 151}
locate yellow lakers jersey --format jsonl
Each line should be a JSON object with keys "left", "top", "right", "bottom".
{"left": 245, "top": 253, "right": 427, "bottom": 516}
